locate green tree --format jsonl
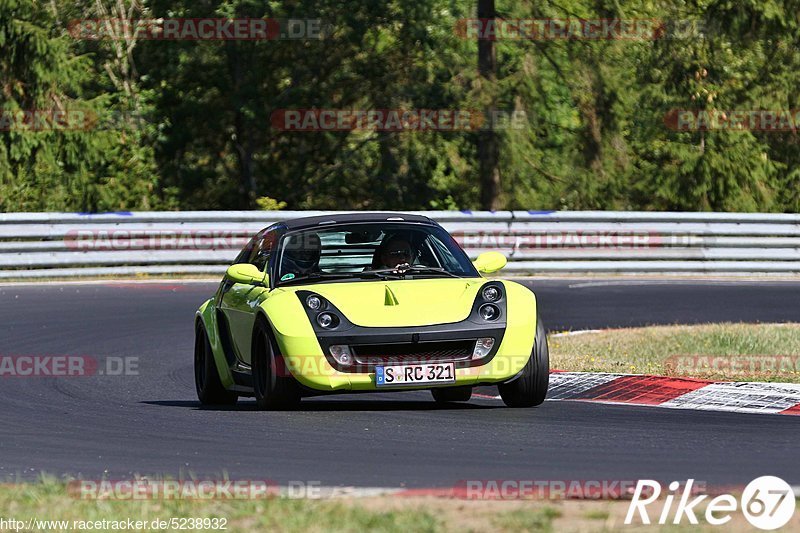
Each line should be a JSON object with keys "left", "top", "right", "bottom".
{"left": 0, "top": 0, "right": 174, "bottom": 211}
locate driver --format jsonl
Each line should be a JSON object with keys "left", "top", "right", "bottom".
{"left": 282, "top": 232, "right": 321, "bottom": 277}
{"left": 372, "top": 235, "right": 414, "bottom": 270}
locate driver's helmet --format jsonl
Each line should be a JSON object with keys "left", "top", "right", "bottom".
{"left": 283, "top": 233, "right": 321, "bottom": 275}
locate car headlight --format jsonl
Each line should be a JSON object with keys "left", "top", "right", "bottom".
{"left": 482, "top": 286, "right": 501, "bottom": 302}
{"left": 473, "top": 337, "right": 495, "bottom": 358}
{"left": 306, "top": 295, "right": 323, "bottom": 310}
{"left": 479, "top": 304, "right": 500, "bottom": 321}
{"left": 317, "top": 312, "right": 339, "bottom": 329}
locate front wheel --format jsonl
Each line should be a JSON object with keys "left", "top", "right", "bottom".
{"left": 252, "top": 318, "right": 300, "bottom": 410}
{"left": 195, "top": 321, "right": 238, "bottom": 406}
{"left": 498, "top": 318, "right": 549, "bottom": 408}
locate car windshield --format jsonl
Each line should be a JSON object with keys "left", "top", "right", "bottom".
{"left": 275, "top": 223, "right": 478, "bottom": 285}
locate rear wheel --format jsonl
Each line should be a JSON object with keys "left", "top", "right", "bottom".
{"left": 252, "top": 318, "right": 300, "bottom": 410}
{"left": 431, "top": 385, "right": 472, "bottom": 403}
{"left": 498, "top": 318, "right": 549, "bottom": 408}
{"left": 195, "top": 321, "right": 238, "bottom": 406}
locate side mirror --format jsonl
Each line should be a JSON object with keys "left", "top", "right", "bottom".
{"left": 225, "top": 263, "right": 267, "bottom": 286}
{"left": 472, "top": 251, "right": 507, "bottom": 274}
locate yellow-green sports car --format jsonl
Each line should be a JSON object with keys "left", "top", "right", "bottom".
{"left": 194, "top": 213, "right": 548, "bottom": 409}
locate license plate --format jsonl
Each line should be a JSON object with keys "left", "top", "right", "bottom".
{"left": 375, "top": 362, "right": 456, "bottom": 387}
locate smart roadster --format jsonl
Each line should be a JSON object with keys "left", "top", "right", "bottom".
{"left": 194, "top": 213, "right": 548, "bottom": 408}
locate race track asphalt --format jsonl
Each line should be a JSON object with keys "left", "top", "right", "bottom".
{"left": 0, "top": 278, "right": 797, "bottom": 486}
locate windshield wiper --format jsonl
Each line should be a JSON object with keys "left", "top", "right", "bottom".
{"left": 354, "top": 270, "right": 403, "bottom": 280}
{"left": 280, "top": 266, "right": 460, "bottom": 285}
{"left": 367, "top": 265, "right": 460, "bottom": 278}
{"left": 403, "top": 265, "right": 461, "bottom": 278}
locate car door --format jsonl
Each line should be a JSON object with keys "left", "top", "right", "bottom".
{"left": 218, "top": 227, "right": 280, "bottom": 365}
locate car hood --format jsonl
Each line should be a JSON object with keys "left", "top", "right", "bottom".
{"left": 292, "top": 277, "right": 486, "bottom": 327}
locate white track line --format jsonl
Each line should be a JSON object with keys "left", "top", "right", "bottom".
{"left": 549, "top": 330, "right": 602, "bottom": 337}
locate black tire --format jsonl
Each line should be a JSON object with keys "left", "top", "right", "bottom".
{"left": 498, "top": 318, "right": 549, "bottom": 408}
{"left": 252, "top": 317, "right": 300, "bottom": 410}
{"left": 195, "top": 321, "right": 238, "bottom": 406}
{"left": 431, "top": 385, "right": 472, "bottom": 403}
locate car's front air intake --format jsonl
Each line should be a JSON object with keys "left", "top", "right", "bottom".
{"left": 350, "top": 340, "right": 474, "bottom": 365}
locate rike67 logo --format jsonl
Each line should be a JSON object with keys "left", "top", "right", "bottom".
{"left": 625, "top": 477, "right": 796, "bottom": 530}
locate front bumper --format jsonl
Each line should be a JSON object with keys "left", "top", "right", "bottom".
{"left": 316, "top": 321, "right": 506, "bottom": 372}
{"left": 277, "top": 321, "right": 535, "bottom": 392}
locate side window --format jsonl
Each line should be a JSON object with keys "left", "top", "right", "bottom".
{"left": 233, "top": 236, "right": 258, "bottom": 265}
{"left": 248, "top": 229, "right": 279, "bottom": 271}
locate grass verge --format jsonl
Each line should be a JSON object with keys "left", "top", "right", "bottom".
{"left": 0, "top": 480, "right": 560, "bottom": 533}
{"left": 1, "top": 481, "right": 795, "bottom": 532}
{"left": 549, "top": 323, "right": 800, "bottom": 382}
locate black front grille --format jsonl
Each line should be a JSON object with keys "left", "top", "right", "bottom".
{"left": 351, "top": 340, "right": 474, "bottom": 365}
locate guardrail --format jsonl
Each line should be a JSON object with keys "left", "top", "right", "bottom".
{"left": 0, "top": 210, "right": 799, "bottom": 278}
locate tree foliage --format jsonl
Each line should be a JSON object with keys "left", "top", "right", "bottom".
{"left": 1, "top": 0, "right": 798, "bottom": 212}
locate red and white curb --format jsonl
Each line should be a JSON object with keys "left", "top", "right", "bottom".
{"left": 478, "top": 372, "right": 800, "bottom": 416}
